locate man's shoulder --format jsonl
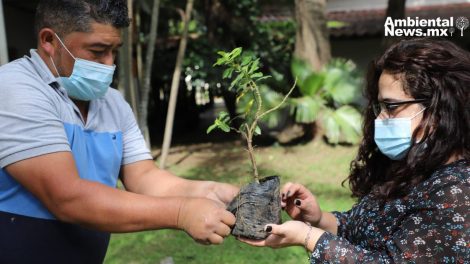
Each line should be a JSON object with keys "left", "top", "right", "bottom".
{"left": 0, "top": 54, "right": 39, "bottom": 72}
{"left": 0, "top": 57, "right": 47, "bottom": 90}
{"left": 0, "top": 54, "right": 63, "bottom": 102}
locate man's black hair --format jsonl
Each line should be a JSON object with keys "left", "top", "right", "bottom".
{"left": 35, "top": 0, "right": 130, "bottom": 37}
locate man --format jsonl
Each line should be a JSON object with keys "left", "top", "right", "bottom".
{"left": 0, "top": 1, "right": 237, "bottom": 263}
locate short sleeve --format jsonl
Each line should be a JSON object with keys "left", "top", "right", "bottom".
{"left": 119, "top": 99, "right": 152, "bottom": 165}
{"left": 0, "top": 67, "right": 70, "bottom": 168}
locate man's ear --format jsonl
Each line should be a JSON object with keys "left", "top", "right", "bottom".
{"left": 38, "top": 28, "right": 57, "bottom": 57}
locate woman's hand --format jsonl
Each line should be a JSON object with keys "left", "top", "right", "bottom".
{"left": 238, "top": 221, "right": 324, "bottom": 251}
{"left": 282, "top": 182, "right": 323, "bottom": 226}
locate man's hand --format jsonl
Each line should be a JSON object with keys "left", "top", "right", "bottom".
{"left": 205, "top": 182, "right": 239, "bottom": 206}
{"left": 177, "top": 197, "right": 236, "bottom": 245}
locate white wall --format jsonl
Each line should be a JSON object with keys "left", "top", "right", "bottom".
{"left": 327, "top": 0, "right": 470, "bottom": 11}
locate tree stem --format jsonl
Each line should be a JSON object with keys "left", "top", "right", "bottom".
{"left": 244, "top": 123, "right": 259, "bottom": 183}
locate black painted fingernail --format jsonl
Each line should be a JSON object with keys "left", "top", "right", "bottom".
{"left": 265, "top": 226, "right": 272, "bottom": 232}
{"left": 295, "top": 199, "right": 301, "bottom": 206}
{"left": 281, "top": 193, "right": 285, "bottom": 198}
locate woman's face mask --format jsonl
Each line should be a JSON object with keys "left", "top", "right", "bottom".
{"left": 50, "top": 33, "right": 116, "bottom": 101}
{"left": 374, "top": 107, "right": 426, "bottom": 160}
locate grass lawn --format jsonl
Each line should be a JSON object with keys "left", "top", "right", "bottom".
{"left": 104, "top": 138, "right": 358, "bottom": 264}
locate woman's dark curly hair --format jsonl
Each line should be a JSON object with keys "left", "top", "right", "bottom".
{"left": 347, "top": 38, "right": 470, "bottom": 200}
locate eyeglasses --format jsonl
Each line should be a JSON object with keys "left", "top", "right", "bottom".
{"left": 372, "top": 99, "right": 428, "bottom": 117}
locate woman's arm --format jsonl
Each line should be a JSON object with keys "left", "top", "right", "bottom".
{"left": 243, "top": 176, "right": 469, "bottom": 263}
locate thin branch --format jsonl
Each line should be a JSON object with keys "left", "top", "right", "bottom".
{"left": 258, "top": 77, "right": 297, "bottom": 120}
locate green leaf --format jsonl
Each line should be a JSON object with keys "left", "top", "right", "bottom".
{"left": 219, "top": 111, "right": 230, "bottom": 122}
{"left": 216, "top": 51, "right": 227, "bottom": 57}
{"left": 254, "top": 126, "right": 261, "bottom": 135}
{"left": 214, "top": 57, "right": 226, "bottom": 66}
{"left": 206, "top": 123, "right": 218, "bottom": 134}
{"left": 241, "top": 55, "right": 252, "bottom": 66}
{"left": 291, "top": 57, "right": 313, "bottom": 87}
{"left": 321, "top": 106, "right": 362, "bottom": 144}
{"left": 330, "top": 82, "right": 359, "bottom": 105}
{"left": 207, "top": 111, "right": 233, "bottom": 134}
{"left": 229, "top": 74, "right": 243, "bottom": 90}
{"left": 242, "top": 99, "right": 254, "bottom": 116}
{"left": 333, "top": 105, "right": 362, "bottom": 144}
{"left": 321, "top": 109, "right": 340, "bottom": 144}
{"left": 249, "top": 59, "right": 260, "bottom": 74}
{"left": 250, "top": 72, "right": 263, "bottom": 78}
{"left": 218, "top": 122, "right": 231, "bottom": 132}
{"left": 229, "top": 47, "right": 242, "bottom": 60}
{"left": 291, "top": 96, "right": 323, "bottom": 123}
{"left": 323, "top": 68, "right": 343, "bottom": 95}
{"left": 223, "top": 68, "right": 234, "bottom": 79}
{"left": 300, "top": 72, "right": 325, "bottom": 96}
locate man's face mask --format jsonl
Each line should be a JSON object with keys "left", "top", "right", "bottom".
{"left": 374, "top": 107, "right": 426, "bottom": 160}
{"left": 50, "top": 33, "right": 116, "bottom": 101}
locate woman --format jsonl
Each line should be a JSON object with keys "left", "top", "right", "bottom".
{"left": 241, "top": 38, "right": 469, "bottom": 263}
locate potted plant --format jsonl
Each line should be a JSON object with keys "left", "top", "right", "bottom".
{"left": 207, "top": 48, "right": 295, "bottom": 239}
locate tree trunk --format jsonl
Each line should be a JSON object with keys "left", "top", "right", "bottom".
{"left": 118, "top": 0, "right": 139, "bottom": 120}
{"left": 382, "top": 0, "right": 406, "bottom": 49}
{"left": 159, "top": 0, "right": 194, "bottom": 169}
{"left": 294, "top": 0, "right": 331, "bottom": 72}
{"left": 0, "top": 0, "right": 9, "bottom": 65}
{"left": 203, "top": 0, "right": 231, "bottom": 44}
{"left": 139, "top": 0, "right": 161, "bottom": 148}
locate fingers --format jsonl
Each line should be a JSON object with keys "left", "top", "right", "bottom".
{"left": 209, "top": 233, "right": 224, "bottom": 245}
{"left": 221, "top": 210, "right": 236, "bottom": 227}
{"left": 264, "top": 224, "right": 283, "bottom": 236}
{"left": 216, "top": 222, "right": 232, "bottom": 237}
{"left": 281, "top": 182, "right": 303, "bottom": 199}
{"left": 238, "top": 225, "right": 285, "bottom": 248}
{"left": 181, "top": 198, "right": 235, "bottom": 245}
{"left": 237, "top": 237, "right": 268, "bottom": 247}
{"left": 196, "top": 222, "right": 231, "bottom": 246}
{"left": 198, "top": 223, "right": 231, "bottom": 245}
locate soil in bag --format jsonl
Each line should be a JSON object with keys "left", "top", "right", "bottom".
{"left": 226, "top": 176, "right": 282, "bottom": 240}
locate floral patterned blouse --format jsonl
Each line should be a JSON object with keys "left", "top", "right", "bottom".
{"left": 310, "top": 159, "right": 470, "bottom": 263}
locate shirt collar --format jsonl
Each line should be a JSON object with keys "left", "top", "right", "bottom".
{"left": 28, "top": 49, "right": 58, "bottom": 86}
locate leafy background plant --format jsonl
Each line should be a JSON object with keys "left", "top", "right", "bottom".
{"left": 289, "top": 58, "right": 363, "bottom": 144}
{"left": 234, "top": 57, "right": 363, "bottom": 145}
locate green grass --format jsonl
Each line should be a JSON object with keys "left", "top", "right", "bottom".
{"left": 104, "top": 139, "right": 357, "bottom": 264}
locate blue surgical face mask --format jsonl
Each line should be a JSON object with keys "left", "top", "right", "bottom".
{"left": 374, "top": 108, "right": 426, "bottom": 160}
{"left": 50, "top": 33, "right": 116, "bottom": 101}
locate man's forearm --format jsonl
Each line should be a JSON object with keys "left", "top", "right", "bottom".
{"left": 54, "top": 178, "right": 183, "bottom": 233}
{"left": 121, "top": 164, "right": 227, "bottom": 198}
{"left": 120, "top": 160, "right": 238, "bottom": 206}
